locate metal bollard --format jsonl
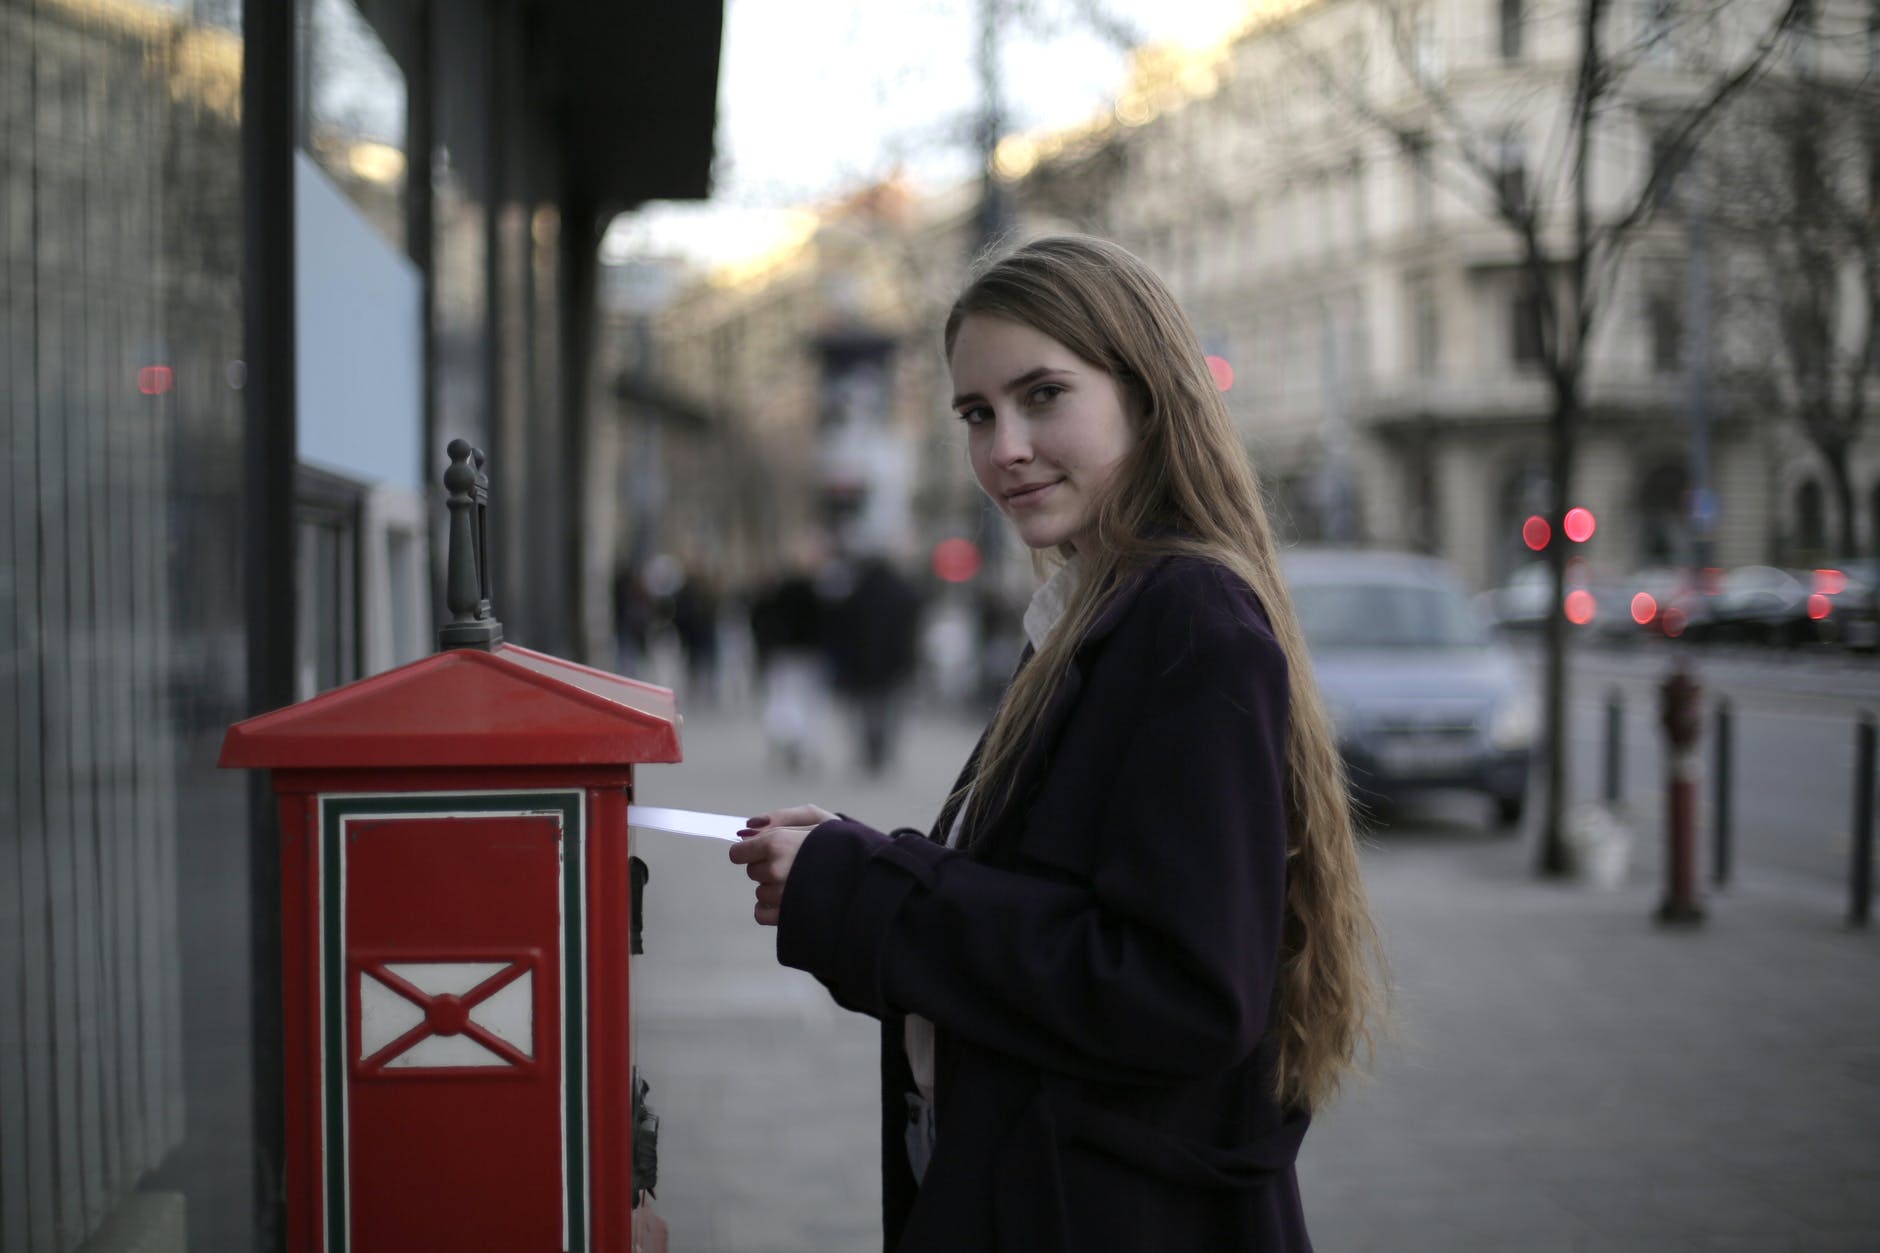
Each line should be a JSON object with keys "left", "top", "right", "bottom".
{"left": 1712, "top": 699, "right": 1732, "bottom": 888}
{"left": 1851, "top": 715, "right": 1875, "bottom": 928}
{"left": 1656, "top": 667, "right": 1706, "bottom": 925}
{"left": 1603, "top": 689, "right": 1624, "bottom": 807}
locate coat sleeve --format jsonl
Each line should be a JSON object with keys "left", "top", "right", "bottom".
{"left": 776, "top": 574, "right": 1292, "bottom": 1086}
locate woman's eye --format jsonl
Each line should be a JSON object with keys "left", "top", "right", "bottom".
{"left": 955, "top": 406, "right": 990, "bottom": 426}
{"left": 1027, "top": 384, "right": 1064, "bottom": 406}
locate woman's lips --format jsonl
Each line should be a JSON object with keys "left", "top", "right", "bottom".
{"left": 1003, "top": 480, "right": 1058, "bottom": 509}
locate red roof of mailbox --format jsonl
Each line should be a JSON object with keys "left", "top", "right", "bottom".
{"left": 218, "top": 644, "right": 682, "bottom": 770}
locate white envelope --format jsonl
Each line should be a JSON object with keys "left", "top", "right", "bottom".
{"left": 626, "top": 805, "right": 748, "bottom": 842}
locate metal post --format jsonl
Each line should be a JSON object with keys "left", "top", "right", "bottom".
{"left": 1850, "top": 715, "right": 1875, "bottom": 928}
{"left": 1712, "top": 699, "right": 1733, "bottom": 887}
{"left": 1603, "top": 688, "right": 1624, "bottom": 806}
{"left": 439, "top": 439, "right": 504, "bottom": 651}
{"left": 242, "top": 0, "right": 296, "bottom": 1241}
{"left": 1656, "top": 667, "right": 1706, "bottom": 925}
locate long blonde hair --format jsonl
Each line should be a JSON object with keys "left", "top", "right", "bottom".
{"left": 945, "top": 235, "right": 1383, "bottom": 1113}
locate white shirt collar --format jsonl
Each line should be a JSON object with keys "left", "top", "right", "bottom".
{"left": 1023, "top": 557, "right": 1084, "bottom": 651}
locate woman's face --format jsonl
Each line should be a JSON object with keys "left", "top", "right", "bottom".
{"left": 949, "top": 314, "right": 1137, "bottom": 553}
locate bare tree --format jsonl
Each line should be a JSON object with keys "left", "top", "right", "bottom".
{"left": 1706, "top": 11, "right": 1879, "bottom": 560}
{"left": 1276, "top": 0, "right": 1803, "bottom": 874}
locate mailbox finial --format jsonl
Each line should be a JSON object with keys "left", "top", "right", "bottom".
{"left": 439, "top": 438, "right": 504, "bottom": 651}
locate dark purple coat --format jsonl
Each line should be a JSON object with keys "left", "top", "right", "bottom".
{"left": 777, "top": 556, "right": 1312, "bottom": 1252}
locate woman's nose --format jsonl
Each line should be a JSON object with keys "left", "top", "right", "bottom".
{"left": 990, "top": 415, "right": 1031, "bottom": 466}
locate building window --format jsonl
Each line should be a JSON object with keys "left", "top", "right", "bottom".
{"left": 1404, "top": 132, "right": 1434, "bottom": 230}
{"left": 297, "top": 0, "right": 410, "bottom": 251}
{"left": 1647, "top": 120, "right": 1686, "bottom": 212}
{"left": 1644, "top": 0, "right": 1676, "bottom": 64}
{"left": 1500, "top": 0, "right": 1524, "bottom": 59}
{"left": 295, "top": 464, "right": 366, "bottom": 700}
{"left": 1638, "top": 461, "right": 1690, "bottom": 564}
{"left": 1869, "top": 480, "right": 1880, "bottom": 557}
{"left": 1791, "top": 0, "right": 1818, "bottom": 73}
{"left": 1644, "top": 263, "right": 1684, "bottom": 374}
{"left": 1497, "top": 131, "right": 1528, "bottom": 212}
{"left": 1796, "top": 478, "right": 1827, "bottom": 553}
{"left": 1409, "top": 272, "right": 1440, "bottom": 377}
{"left": 1511, "top": 288, "right": 1546, "bottom": 368}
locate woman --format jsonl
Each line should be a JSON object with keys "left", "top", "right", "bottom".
{"left": 729, "top": 235, "right": 1383, "bottom": 1251}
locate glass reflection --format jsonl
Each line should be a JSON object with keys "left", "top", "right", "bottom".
{"left": 3, "top": 1, "right": 253, "bottom": 1250}
{"left": 297, "top": 0, "right": 407, "bottom": 250}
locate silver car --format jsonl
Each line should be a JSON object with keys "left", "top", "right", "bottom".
{"left": 1282, "top": 548, "right": 1536, "bottom": 829}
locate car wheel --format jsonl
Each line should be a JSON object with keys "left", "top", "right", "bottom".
{"left": 1493, "top": 793, "right": 1526, "bottom": 830}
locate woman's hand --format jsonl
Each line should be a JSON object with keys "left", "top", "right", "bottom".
{"left": 729, "top": 804, "right": 838, "bottom": 926}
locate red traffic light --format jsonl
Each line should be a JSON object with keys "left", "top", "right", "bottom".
{"left": 1522, "top": 515, "right": 1550, "bottom": 552}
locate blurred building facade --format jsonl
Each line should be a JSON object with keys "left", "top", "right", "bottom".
{"left": 1003, "top": 0, "right": 1878, "bottom": 589}
{"left": 634, "top": 0, "right": 1874, "bottom": 600}
{"left": 2, "top": 2, "right": 721, "bottom": 1250}
{"left": 643, "top": 181, "right": 975, "bottom": 582}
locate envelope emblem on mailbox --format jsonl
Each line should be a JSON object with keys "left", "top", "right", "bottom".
{"left": 354, "top": 956, "right": 539, "bottom": 1075}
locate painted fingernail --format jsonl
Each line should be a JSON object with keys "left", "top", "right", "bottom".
{"left": 745, "top": 817, "right": 769, "bottom": 828}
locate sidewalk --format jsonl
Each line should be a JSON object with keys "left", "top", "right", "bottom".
{"left": 1300, "top": 833, "right": 1880, "bottom": 1252}
{"left": 628, "top": 702, "right": 1880, "bottom": 1251}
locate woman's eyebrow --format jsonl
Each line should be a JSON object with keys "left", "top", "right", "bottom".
{"left": 951, "top": 365, "right": 1074, "bottom": 410}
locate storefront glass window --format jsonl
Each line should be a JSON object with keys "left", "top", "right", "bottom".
{"left": 3, "top": 1, "right": 256, "bottom": 1249}
{"left": 297, "top": 0, "right": 407, "bottom": 251}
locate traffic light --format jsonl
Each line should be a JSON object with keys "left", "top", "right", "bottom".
{"left": 1522, "top": 507, "right": 1596, "bottom": 552}
{"left": 1522, "top": 515, "right": 1550, "bottom": 552}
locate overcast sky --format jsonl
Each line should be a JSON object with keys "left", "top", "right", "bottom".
{"left": 602, "top": 0, "right": 1249, "bottom": 267}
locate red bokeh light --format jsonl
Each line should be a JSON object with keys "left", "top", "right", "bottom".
{"left": 1563, "top": 507, "right": 1596, "bottom": 543}
{"left": 1205, "top": 355, "right": 1235, "bottom": 392}
{"left": 1631, "top": 592, "right": 1657, "bottom": 625}
{"left": 1662, "top": 607, "right": 1687, "bottom": 638}
{"left": 931, "top": 537, "right": 982, "bottom": 583}
{"left": 139, "top": 365, "right": 173, "bottom": 395}
{"left": 1808, "top": 593, "right": 1831, "bottom": 621}
{"left": 1521, "top": 515, "right": 1550, "bottom": 552}
{"left": 1814, "top": 568, "right": 1847, "bottom": 595}
{"left": 1564, "top": 589, "right": 1596, "bottom": 625}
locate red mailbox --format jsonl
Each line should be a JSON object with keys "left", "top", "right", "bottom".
{"left": 221, "top": 442, "right": 679, "bottom": 1252}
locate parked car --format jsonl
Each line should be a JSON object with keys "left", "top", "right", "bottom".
{"left": 1808, "top": 563, "right": 1880, "bottom": 652}
{"left": 1477, "top": 560, "right": 1631, "bottom": 641}
{"left": 1283, "top": 548, "right": 1535, "bottom": 828}
{"left": 1622, "top": 565, "right": 1718, "bottom": 640}
{"left": 1691, "top": 565, "right": 1811, "bottom": 645}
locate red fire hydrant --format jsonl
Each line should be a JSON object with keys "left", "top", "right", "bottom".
{"left": 1657, "top": 667, "right": 1707, "bottom": 924}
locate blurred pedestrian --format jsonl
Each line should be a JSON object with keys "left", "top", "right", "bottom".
{"left": 749, "top": 554, "right": 828, "bottom": 774}
{"left": 823, "top": 553, "right": 922, "bottom": 775}
{"left": 730, "top": 236, "right": 1385, "bottom": 1251}
{"left": 670, "top": 561, "right": 721, "bottom": 703}
{"left": 611, "top": 561, "right": 652, "bottom": 676}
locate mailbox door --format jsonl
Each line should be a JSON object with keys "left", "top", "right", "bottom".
{"left": 319, "top": 791, "right": 589, "bottom": 1252}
